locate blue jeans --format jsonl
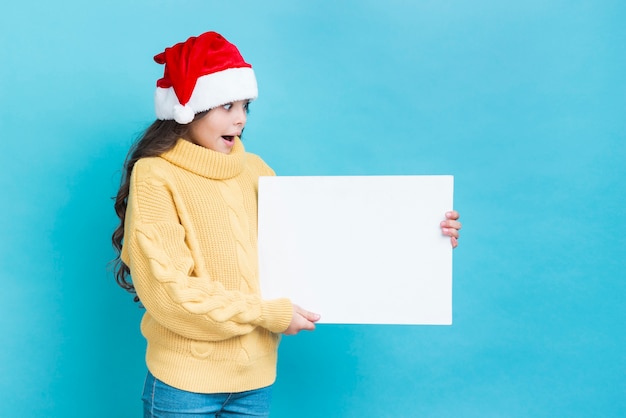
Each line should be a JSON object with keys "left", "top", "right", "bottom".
{"left": 142, "top": 371, "right": 272, "bottom": 417}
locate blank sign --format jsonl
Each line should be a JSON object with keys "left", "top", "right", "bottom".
{"left": 258, "top": 175, "right": 454, "bottom": 325}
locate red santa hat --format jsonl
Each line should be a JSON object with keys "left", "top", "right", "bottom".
{"left": 153, "top": 31, "right": 258, "bottom": 124}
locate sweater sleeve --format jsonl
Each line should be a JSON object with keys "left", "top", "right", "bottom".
{"left": 123, "top": 162, "right": 293, "bottom": 342}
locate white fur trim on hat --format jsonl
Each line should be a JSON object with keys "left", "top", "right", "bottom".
{"left": 155, "top": 67, "right": 258, "bottom": 124}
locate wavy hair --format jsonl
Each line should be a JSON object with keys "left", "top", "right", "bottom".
{"left": 111, "top": 118, "right": 192, "bottom": 301}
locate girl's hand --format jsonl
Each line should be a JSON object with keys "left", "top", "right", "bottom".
{"left": 440, "top": 210, "right": 462, "bottom": 249}
{"left": 283, "top": 304, "right": 320, "bottom": 335}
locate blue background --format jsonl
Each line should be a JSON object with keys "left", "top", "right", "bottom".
{"left": 1, "top": 1, "right": 624, "bottom": 417}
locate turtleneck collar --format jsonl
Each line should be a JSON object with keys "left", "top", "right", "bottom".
{"left": 160, "top": 137, "right": 246, "bottom": 180}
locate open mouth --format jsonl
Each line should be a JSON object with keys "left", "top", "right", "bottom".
{"left": 222, "top": 135, "right": 235, "bottom": 143}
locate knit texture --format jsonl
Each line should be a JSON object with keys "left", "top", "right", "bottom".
{"left": 121, "top": 137, "right": 293, "bottom": 393}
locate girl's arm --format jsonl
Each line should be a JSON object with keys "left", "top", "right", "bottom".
{"left": 125, "top": 221, "right": 293, "bottom": 342}
{"left": 122, "top": 161, "right": 294, "bottom": 342}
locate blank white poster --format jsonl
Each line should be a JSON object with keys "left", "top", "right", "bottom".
{"left": 258, "top": 175, "right": 454, "bottom": 325}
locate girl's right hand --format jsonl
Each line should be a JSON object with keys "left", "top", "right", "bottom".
{"left": 283, "top": 304, "right": 320, "bottom": 335}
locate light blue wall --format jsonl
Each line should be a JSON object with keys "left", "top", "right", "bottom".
{"left": 1, "top": 1, "right": 624, "bottom": 417}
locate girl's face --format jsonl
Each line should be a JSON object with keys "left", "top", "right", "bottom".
{"left": 187, "top": 100, "right": 249, "bottom": 154}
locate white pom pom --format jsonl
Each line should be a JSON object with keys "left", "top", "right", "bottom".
{"left": 174, "top": 104, "right": 195, "bottom": 124}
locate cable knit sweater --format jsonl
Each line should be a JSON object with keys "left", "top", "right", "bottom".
{"left": 121, "top": 137, "right": 293, "bottom": 393}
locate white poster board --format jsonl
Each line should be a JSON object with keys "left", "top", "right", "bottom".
{"left": 258, "top": 175, "right": 454, "bottom": 325}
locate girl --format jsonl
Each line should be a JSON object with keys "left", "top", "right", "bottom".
{"left": 111, "top": 31, "right": 461, "bottom": 417}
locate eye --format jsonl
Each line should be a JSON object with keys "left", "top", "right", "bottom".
{"left": 222, "top": 103, "right": 233, "bottom": 111}
{"left": 243, "top": 101, "right": 250, "bottom": 114}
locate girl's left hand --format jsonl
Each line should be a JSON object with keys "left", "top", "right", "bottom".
{"left": 440, "top": 210, "right": 462, "bottom": 249}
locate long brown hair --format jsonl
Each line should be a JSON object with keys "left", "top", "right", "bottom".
{"left": 111, "top": 118, "right": 192, "bottom": 301}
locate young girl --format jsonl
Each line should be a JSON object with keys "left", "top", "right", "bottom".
{"left": 111, "top": 31, "right": 461, "bottom": 417}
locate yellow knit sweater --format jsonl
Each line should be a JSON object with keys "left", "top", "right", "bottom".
{"left": 121, "top": 137, "right": 293, "bottom": 393}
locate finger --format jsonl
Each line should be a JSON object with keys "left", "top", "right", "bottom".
{"left": 451, "top": 236, "right": 458, "bottom": 249}
{"left": 449, "top": 221, "right": 462, "bottom": 230}
{"left": 440, "top": 220, "right": 462, "bottom": 230}
{"left": 445, "top": 210, "right": 460, "bottom": 220}
{"left": 301, "top": 317, "right": 317, "bottom": 331}
{"left": 293, "top": 313, "right": 316, "bottom": 331}
{"left": 442, "top": 228, "right": 460, "bottom": 239}
{"left": 297, "top": 307, "right": 321, "bottom": 323}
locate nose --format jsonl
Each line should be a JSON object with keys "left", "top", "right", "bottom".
{"left": 233, "top": 105, "right": 247, "bottom": 126}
